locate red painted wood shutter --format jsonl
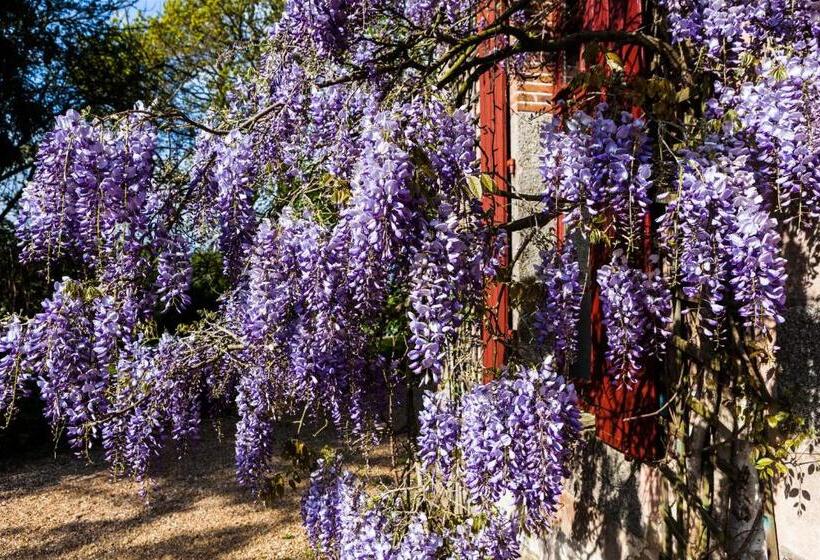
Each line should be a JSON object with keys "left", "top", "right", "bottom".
{"left": 476, "top": 1, "right": 665, "bottom": 463}
{"left": 479, "top": 2, "right": 512, "bottom": 379}
{"left": 582, "top": 0, "right": 665, "bottom": 462}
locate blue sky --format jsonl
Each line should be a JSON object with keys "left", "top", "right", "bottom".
{"left": 125, "top": 0, "right": 165, "bottom": 19}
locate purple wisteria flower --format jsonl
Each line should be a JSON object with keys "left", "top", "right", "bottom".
{"left": 540, "top": 105, "right": 652, "bottom": 240}
{"left": 0, "top": 317, "right": 28, "bottom": 423}
{"left": 533, "top": 238, "right": 584, "bottom": 371}
{"left": 597, "top": 252, "right": 672, "bottom": 386}
{"left": 417, "top": 389, "right": 460, "bottom": 481}
{"left": 459, "top": 356, "right": 581, "bottom": 532}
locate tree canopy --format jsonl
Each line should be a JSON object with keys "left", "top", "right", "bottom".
{"left": 135, "top": 0, "right": 283, "bottom": 116}
{"left": 0, "top": 1, "right": 159, "bottom": 206}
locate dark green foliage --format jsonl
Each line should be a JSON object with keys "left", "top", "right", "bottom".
{"left": 0, "top": 1, "right": 157, "bottom": 187}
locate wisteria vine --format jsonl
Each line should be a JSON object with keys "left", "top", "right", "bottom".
{"left": 1, "top": 0, "right": 818, "bottom": 558}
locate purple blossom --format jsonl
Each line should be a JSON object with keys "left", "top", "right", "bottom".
{"left": 27, "top": 279, "right": 108, "bottom": 451}
{"left": 660, "top": 0, "right": 819, "bottom": 56}
{"left": 659, "top": 152, "right": 787, "bottom": 335}
{"left": 459, "top": 356, "right": 581, "bottom": 533}
{"left": 449, "top": 515, "right": 520, "bottom": 560}
{"left": 404, "top": 0, "right": 473, "bottom": 27}
{"left": 540, "top": 106, "right": 652, "bottom": 239}
{"left": 0, "top": 317, "right": 29, "bottom": 423}
{"left": 417, "top": 389, "right": 460, "bottom": 481}
{"left": 597, "top": 253, "right": 672, "bottom": 386}
{"left": 533, "top": 238, "right": 583, "bottom": 371}
{"left": 209, "top": 130, "right": 258, "bottom": 278}
{"left": 395, "top": 514, "right": 443, "bottom": 560}
{"left": 155, "top": 235, "right": 192, "bottom": 312}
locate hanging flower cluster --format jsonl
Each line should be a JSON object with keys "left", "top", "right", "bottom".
{"left": 651, "top": 3, "right": 814, "bottom": 338}
{"left": 533, "top": 238, "right": 584, "bottom": 372}
{"left": 17, "top": 108, "right": 189, "bottom": 299}
{"left": 306, "top": 356, "right": 580, "bottom": 558}
{"left": 0, "top": 277, "right": 213, "bottom": 486}
{"left": 658, "top": 152, "right": 788, "bottom": 334}
{"left": 0, "top": 38, "right": 499, "bottom": 496}
{"left": 540, "top": 105, "right": 652, "bottom": 239}
{"left": 216, "top": 95, "right": 497, "bottom": 490}
{"left": 0, "top": 317, "right": 28, "bottom": 425}
{"left": 417, "top": 389, "right": 460, "bottom": 481}
{"left": 302, "top": 460, "right": 444, "bottom": 559}
{"left": 539, "top": 104, "right": 668, "bottom": 383}
{"left": 458, "top": 357, "right": 581, "bottom": 533}
{"left": 597, "top": 253, "right": 672, "bottom": 386}
{"left": 660, "top": 0, "right": 819, "bottom": 57}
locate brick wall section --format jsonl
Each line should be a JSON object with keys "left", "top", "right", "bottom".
{"left": 511, "top": 74, "right": 557, "bottom": 113}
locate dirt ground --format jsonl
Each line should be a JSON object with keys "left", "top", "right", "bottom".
{"left": 0, "top": 422, "right": 395, "bottom": 560}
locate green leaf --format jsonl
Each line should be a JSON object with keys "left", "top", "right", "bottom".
{"left": 755, "top": 457, "right": 774, "bottom": 470}
{"left": 466, "top": 175, "right": 482, "bottom": 199}
{"left": 480, "top": 173, "right": 496, "bottom": 193}
{"left": 605, "top": 51, "right": 624, "bottom": 72}
{"left": 766, "top": 411, "right": 789, "bottom": 428}
{"left": 771, "top": 65, "right": 788, "bottom": 82}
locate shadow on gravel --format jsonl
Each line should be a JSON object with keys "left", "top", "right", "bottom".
{"left": 0, "top": 422, "right": 315, "bottom": 560}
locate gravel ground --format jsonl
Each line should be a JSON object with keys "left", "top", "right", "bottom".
{"left": 0, "top": 422, "right": 397, "bottom": 560}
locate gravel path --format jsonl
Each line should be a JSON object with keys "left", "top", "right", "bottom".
{"left": 0, "top": 422, "right": 384, "bottom": 560}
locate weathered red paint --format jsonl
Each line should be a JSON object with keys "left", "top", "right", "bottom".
{"left": 476, "top": 2, "right": 664, "bottom": 460}
{"left": 478, "top": 2, "right": 512, "bottom": 379}
{"left": 582, "top": 0, "right": 665, "bottom": 462}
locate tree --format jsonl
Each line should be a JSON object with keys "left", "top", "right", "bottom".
{"left": 1, "top": 1, "right": 818, "bottom": 558}
{"left": 0, "top": 0, "right": 279, "bottom": 311}
{"left": 134, "top": 0, "right": 284, "bottom": 118}
{"left": 0, "top": 0, "right": 161, "bottom": 216}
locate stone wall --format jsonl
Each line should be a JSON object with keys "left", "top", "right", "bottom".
{"left": 771, "top": 228, "right": 820, "bottom": 560}
{"left": 508, "top": 88, "right": 820, "bottom": 560}
{"left": 510, "top": 103, "right": 665, "bottom": 560}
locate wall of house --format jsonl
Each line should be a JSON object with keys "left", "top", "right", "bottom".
{"left": 507, "top": 74, "right": 820, "bottom": 560}
{"left": 509, "top": 81, "right": 667, "bottom": 560}
{"left": 771, "top": 229, "right": 820, "bottom": 560}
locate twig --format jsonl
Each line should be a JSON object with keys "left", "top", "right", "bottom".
{"left": 500, "top": 209, "right": 555, "bottom": 233}
{"left": 623, "top": 389, "right": 680, "bottom": 422}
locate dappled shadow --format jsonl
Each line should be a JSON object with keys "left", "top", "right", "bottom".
{"left": 2, "top": 517, "right": 272, "bottom": 560}
{"left": 495, "top": 440, "right": 653, "bottom": 560}
{"left": 778, "top": 307, "right": 820, "bottom": 433}
{"left": 783, "top": 225, "right": 820, "bottom": 309}
{"left": 0, "top": 422, "right": 315, "bottom": 560}
{"left": 770, "top": 223, "right": 820, "bottom": 550}
{"left": 123, "top": 525, "right": 274, "bottom": 560}
{"left": 539, "top": 436, "right": 653, "bottom": 560}
{"left": 780, "top": 224, "right": 820, "bottom": 432}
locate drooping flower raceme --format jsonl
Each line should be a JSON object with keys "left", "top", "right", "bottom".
{"left": 540, "top": 106, "right": 652, "bottom": 240}
{"left": 306, "top": 357, "right": 580, "bottom": 559}
{"left": 660, "top": 0, "right": 819, "bottom": 57}
{"left": 459, "top": 356, "right": 581, "bottom": 533}
{"left": 533, "top": 238, "right": 584, "bottom": 371}
{"left": 597, "top": 253, "right": 672, "bottom": 386}
{"left": 417, "top": 389, "right": 460, "bottom": 481}
{"left": 407, "top": 206, "right": 490, "bottom": 383}
{"left": 0, "top": 317, "right": 28, "bottom": 424}
{"left": 659, "top": 151, "right": 788, "bottom": 335}
{"left": 209, "top": 130, "right": 259, "bottom": 278}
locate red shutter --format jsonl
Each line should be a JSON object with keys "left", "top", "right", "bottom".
{"left": 582, "top": 0, "right": 665, "bottom": 462}
{"left": 476, "top": 3, "right": 665, "bottom": 461}
{"left": 479, "top": 2, "right": 512, "bottom": 380}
